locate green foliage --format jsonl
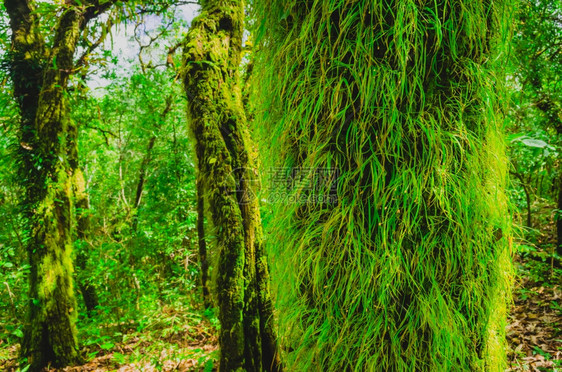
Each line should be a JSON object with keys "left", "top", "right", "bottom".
{"left": 75, "top": 301, "right": 218, "bottom": 370}
{"left": 508, "top": 130, "right": 557, "bottom": 209}
{"left": 507, "top": 0, "right": 562, "bottom": 228}
{"left": 0, "top": 60, "right": 27, "bottom": 346}
{"left": 68, "top": 67, "right": 199, "bottom": 321}
{"left": 254, "top": 0, "right": 514, "bottom": 370}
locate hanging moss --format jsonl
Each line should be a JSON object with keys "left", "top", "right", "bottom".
{"left": 254, "top": 0, "right": 514, "bottom": 370}
{"left": 182, "top": 0, "right": 280, "bottom": 371}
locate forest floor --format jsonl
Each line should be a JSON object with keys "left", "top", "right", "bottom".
{"left": 2, "top": 231, "right": 562, "bottom": 371}
{"left": 506, "top": 254, "right": 562, "bottom": 371}
{"left": 507, "top": 205, "right": 562, "bottom": 372}
{"left": 0, "top": 304, "right": 220, "bottom": 372}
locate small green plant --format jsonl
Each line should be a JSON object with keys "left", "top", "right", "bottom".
{"left": 113, "top": 352, "right": 126, "bottom": 365}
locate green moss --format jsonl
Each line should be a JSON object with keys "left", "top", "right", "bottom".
{"left": 254, "top": 0, "right": 514, "bottom": 370}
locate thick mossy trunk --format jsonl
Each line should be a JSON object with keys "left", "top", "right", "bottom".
{"left": 255, "top": 0, "right": 513, "bottom": 371}
{"left": 182, "top": 1, "right": 281, "bottom": 371}
{"left": 23, "top": 9, "right": 83, "bottom": 370}
{"left": 5, "top": 3, "right": 84, "bottom": 369}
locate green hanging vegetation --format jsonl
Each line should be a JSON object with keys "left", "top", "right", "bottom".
{"left": 253, "top": 0, "right": 514, "bottom": 370}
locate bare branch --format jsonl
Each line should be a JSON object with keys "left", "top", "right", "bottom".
{"left": 75, "top": 15, "right": 115, "bottom": 70}
{"left": 81, "top": 0, "right": 123, "bottom": 28}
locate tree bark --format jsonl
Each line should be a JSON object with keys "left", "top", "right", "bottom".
{"left": 66, "top": 93, "right": 99, "bottom": 317}
{"left": 511, "top": 170, "right": 533, "bottom": 227}
{"left": 131, "top": 135, "right": 157, "bottom": 233}
{"left": 182, "top": 0, "right": 281, "bottom": 370}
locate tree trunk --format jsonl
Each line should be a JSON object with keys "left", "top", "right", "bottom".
{"left": 255, "top": 1, "right": 512, "bottom": 371}
{"left": 65, "top": 92, "right": 100, "bottom": 316}
{"left": 131, "top": 135, "right": 157, "bottom": 233}
{"left": 15, "top": 8, "right": 83, "bottom": 370}
{"left": 131, "top": 96, "right": 173, "bottom": 233}
{"left": 556, "top": 173, "right": 562, "bottom": 257}
{"left": 5, "top": 0, "right": 122, "bottom": 368}
{"left": 72, "top": 167, "right": 100, "bottom": 316}
{"left": 512, "top": 171, "right": 533, "bottom": 227}
{"left": 182, "top": 1, "right": 281, "bottom": 371}
{"left": 196, "top": 175, "right": 211, "bottom": 309}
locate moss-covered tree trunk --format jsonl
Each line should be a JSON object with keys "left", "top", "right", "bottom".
{"left": 255, "top": 0, "right": 513, "bottom": 371}
{"left": 5, "top": 0, "right": 115, "bottom": 369}
{"left": 65, "top": 92, "right": 99, "bottom": 316}
{"left": 556, "top": 173, "right": 562, "bottom": 256}
{"left": 182, "top": 0, "right": 280, "bottom": 370}
{"left": 72, "top": 166, "right": 100, "bottom": 316}
{"left": 195, "top": 175, "right": 211, "bottom": 309}
{"left": 18, "top": 8, "right": 83, "bottom": 369}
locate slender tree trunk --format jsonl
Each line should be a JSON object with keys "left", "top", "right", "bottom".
{"left": 511, "top": 171, "right": 533, "bottom": 227}
{"left": 556, "top": 173, "right": 562, "bottom": 257}
{"left": 182, "top": 1, "right": 281, "bottom": 370}
{"left": 525, "top": 181, "right": 533, "bottom": 227}
{"left": 196, "top": 175, "right": 211, "bottom": 309}
{"left": 132, "top": 135, "right": 157, "bottom": 233}
{"left": 131, "top": 96, "right": 173, "bottom": 233}
{"left": 255, "top": 0, "right": 512, "bottom": 371}
{"left": 72, "top": 167, "right": 100, "bottom": 316}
